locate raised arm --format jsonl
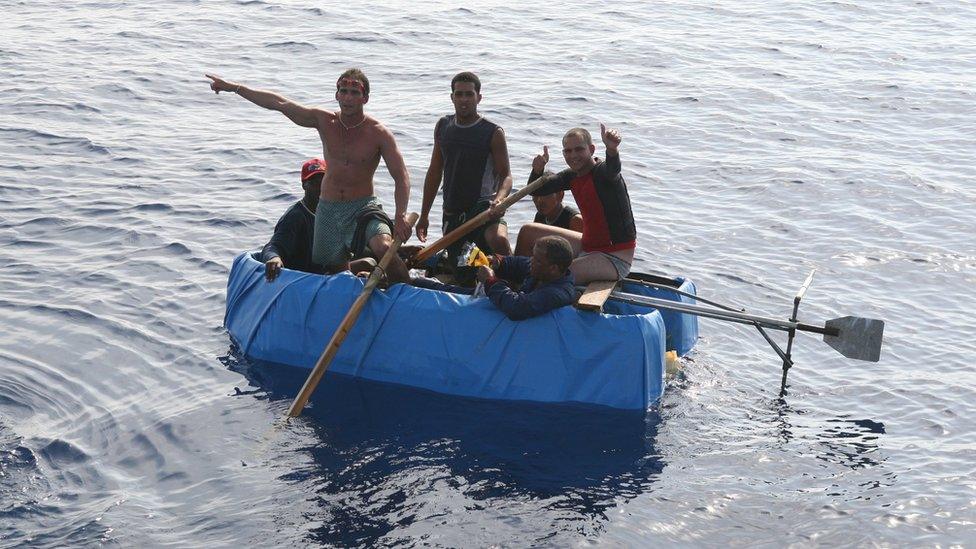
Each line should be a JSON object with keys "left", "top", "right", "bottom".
{"left": 528, "top": 145, "right": 549, "bottom": 181}
{"left": 379, "top": 127, "right": 412, "bottom": 242}
{"left": 527, "top": 145, "right": 573, "bottom": 196}
{"left": 416, "top": 125, "right": 445, "bottom": 242}
{"left": 206, "top": 73, "right": 326, "bottom": 128}
{"left": 599, "top": 122, "right": 621, "bottom": 175}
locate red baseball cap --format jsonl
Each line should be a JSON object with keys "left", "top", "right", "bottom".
{"left": 301, "top": 158, "right": 327, "bottom": 182}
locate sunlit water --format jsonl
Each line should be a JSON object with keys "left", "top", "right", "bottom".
{"left": 2, "top": 1, "right": 974, "bottom": 546}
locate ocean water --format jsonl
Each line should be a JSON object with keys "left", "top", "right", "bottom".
{"left": 2, "top": 0, "right": 975, "bottom": 546}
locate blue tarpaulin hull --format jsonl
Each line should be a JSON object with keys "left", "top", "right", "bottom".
{"left": 224, "top": 252, "right": 698, "bottom": 410}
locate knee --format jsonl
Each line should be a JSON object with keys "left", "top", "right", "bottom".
{"left": 486, "top": 230, "right": 511, "bottom": 255}
{"left": 368, "top": 234, "right": 393, "bottom": 257}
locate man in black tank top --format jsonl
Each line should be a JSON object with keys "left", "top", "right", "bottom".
{"left": 513, "top": 177, "right": 584, "bottom": 256}
{"left": 532, "top": 189, "right": 583, "bottom": 231}
{"left": 416, "top": 72, "right": 513, "bottom": 261}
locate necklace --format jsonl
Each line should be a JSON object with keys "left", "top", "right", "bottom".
{"left": 545, "top": 206, "right": 565, "bottom": 226}
{"left": 339, "top": 114, "right": 366, "bottom": 166}
{"left": 339, "top": 115, "right": 366, "bottom": 130}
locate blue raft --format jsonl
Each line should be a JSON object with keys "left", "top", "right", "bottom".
{"left": 225, "top": 252, "right": 698, "bottom": 411}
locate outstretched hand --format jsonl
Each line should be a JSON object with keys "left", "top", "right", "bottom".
{"left": 206, "top": 73, "right": 238, "bottom": 94}
{"left": 532, "top": 145, "right": 549, "bottom": 173}
{"left": 600, "top": 123, "right": 621, "bottom": 154}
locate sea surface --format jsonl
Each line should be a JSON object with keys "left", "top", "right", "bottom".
{"left": 2, "top": 1, "right": 974, "bottom": 546}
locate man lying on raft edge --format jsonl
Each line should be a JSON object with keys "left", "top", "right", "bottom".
{"left": 411, "top": 236, "right": 576, "bottom": 320}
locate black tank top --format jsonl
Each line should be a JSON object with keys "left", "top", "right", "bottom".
{"left": 533, "top": 205, "right": 579, "bottom": 230}
{"left": 436, "top": 115, "right": 499, "bottom": 214}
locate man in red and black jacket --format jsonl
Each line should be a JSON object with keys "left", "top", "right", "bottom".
{"left": 527, "top": 124, "right": 636, "bottom": 284}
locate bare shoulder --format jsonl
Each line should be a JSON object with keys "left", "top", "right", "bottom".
{"left": 490, "top": 125, "right": 508, "bottom": 150}
{"left": 315, "top": 108, "right": 338, "bottom": 125}
{"left": 368, "top": 117, "right": 398, "bottom": 143}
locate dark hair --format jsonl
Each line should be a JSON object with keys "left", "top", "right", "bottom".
{"left": 536, "top": 236, "right": 574, "bottom": 271}
{"left": 337, "top": 68, "right": 370, "bottom": 97}
{"left": 563, "top": 127, "right": 592, "bottom": 146}
{"left": 451, "top": 71, "right": 481, "bottom": 94}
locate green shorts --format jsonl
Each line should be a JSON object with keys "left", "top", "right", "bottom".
{"left": 312, "top": 196, "right": 391, "bottom": 267}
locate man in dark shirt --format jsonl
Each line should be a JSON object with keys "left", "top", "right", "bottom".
{"left": 409, "top": 236, "right": 575, "bottom": 320}
{"left": 416, "top": 71, "right": 513, "bottom": 261}
{"left": 513, "top": 170, "right": 584, "bottom": 255}
{"left": 477, "top": 236, "right": 576, "bottom": 320}
{"left": 532, "top": 189, "right": 582, "bottom": 231}
{"left": 261, "top": 158, "right": 326, "bottom": 281}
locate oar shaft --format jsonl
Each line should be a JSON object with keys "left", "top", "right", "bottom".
{"left": 287, "top": 284, "right": 374, "bottom": 416}
{"left": 413, "top": 174, "right": 552, "bottom": 264}
{"left": 607, "top": 290, "right": 839, "bottom": 337}
{"left": 620, "top": 279, "right": 795, "bottom": 366}
{"left": 624, "top": 277, "right": 745, "bottom": 312}
{"left": 287, "top": 213, "right": 419, "bottom": 417}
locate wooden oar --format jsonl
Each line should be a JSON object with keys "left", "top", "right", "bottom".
{"left": 411, "top": 174, "right": 553, "bottom": 265}
{"left": 287, "top": 212, "right": 419, "bottom": 418}
{"left": 601, "top": 288, "right": 884, "bottom": 362}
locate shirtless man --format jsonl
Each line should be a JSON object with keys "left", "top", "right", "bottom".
{"left": 416, "top": 71, "right": 513, "bottom": 262}
{"left": 526, "top": 124, "right": 636, "bottom": 285}
{"left": 206, "top": 69, "right": 412, "bottom": 282}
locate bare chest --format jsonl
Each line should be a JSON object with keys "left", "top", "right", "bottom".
{"left": 319, "top": 123, "right": 381, "bottom": 169}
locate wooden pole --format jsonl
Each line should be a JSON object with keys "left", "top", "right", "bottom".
{"left": 287, "top": 212, "right": 419, "bottom": 417}
{"left": 411, "top": 174, "right": 553, "bottom": 265}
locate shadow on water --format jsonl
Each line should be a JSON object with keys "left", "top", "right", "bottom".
{"left": 222, "top": 345, "right": 665, "bottom": 546}
{"left": 769, "top": 398, "right": 887, "bottom": 471}
{"left": 761, "top": 396, "right": 894, "bottom": 501}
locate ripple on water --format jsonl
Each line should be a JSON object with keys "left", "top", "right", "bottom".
{"left": 38, "top": 439, "right": 91, "bottom": 467}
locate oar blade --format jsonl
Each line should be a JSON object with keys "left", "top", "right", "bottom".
{"left": 823, "top": 316, "right": 884, "bottom": 362}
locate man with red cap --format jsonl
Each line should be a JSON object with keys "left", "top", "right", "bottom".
{"left": 261, "top": 158, "right": 327, "bottom": 281}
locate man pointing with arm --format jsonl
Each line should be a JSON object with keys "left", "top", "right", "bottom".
{"left": 206, "top": 69, "right": 412, "bottom": 282}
